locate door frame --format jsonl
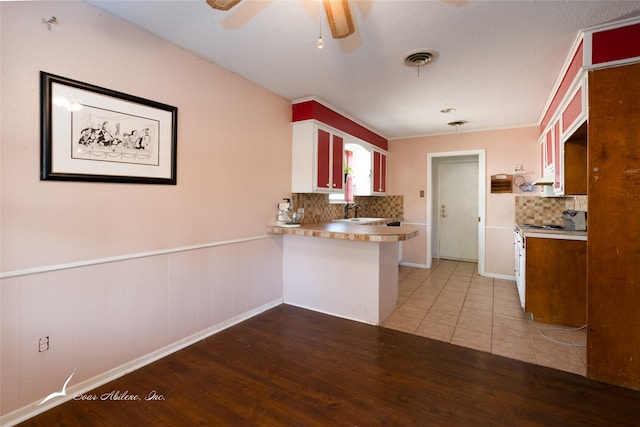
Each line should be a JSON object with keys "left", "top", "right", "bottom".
{"left": 426, "top": 150, "right": 486, "bottom": 275}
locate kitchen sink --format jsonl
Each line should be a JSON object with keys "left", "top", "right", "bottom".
{"left": 333, "top": 217, "right": 386, "bottom": 224}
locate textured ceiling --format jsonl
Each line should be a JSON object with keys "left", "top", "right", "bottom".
{"left": 87, "top": 0, "right": 640, "bottom": 139}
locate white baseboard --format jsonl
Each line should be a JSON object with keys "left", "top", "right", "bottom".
{"left": 482, "top": 272, "right": 516, "bottom": 281}
{"left": 399, "top": 262, "right": 515, "bottom": 281}
{"left": 283, "top": 301, "right": 379, "bottom": 326}
{"left": 399, "top": 261, "right": 429, "bottom": 269}
{"left": 0, "top": 298, "right": 283, "bottom": 427}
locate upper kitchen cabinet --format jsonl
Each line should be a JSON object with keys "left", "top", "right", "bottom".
{"left": 291, "top": 121, "right": 344, "bottom": 193}
{"left": 538, "top": 47, "right": 588, "bottom": 196}
{"left": 538, "top": 18, "right": 640, "bottom": 198}
{"left": 346, "top": 142, "right": 387, "bottom": 196}
{"left": 291, "top": 98, "right": 388, "bottom": 195}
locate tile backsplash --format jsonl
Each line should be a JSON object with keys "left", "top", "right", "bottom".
{"left": 290, "top": 193, "right": 403, "bottom": 223}
{"left": 515, "top": 195, "right": 587, "bottom": 225}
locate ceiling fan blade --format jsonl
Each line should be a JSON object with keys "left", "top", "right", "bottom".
{"left": 206, "top": 0, "right": 242, "bottom": 11}
{"left": 324, "top": 0, "right": 355, "bottom": 39}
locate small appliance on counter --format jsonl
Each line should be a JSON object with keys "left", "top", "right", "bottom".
{"left": 561, "top": 210, "right": 587, "bottom": 231}
{"left": 276, "top": 198, "right": 304, "bottom": 228}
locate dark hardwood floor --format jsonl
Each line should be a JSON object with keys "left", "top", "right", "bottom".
{"left": 20, "top": 304, "right": 640, "bottom": 426}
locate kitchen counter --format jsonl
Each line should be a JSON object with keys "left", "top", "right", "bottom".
{"left": 267, "top": 219, "right": 418, "bottom": 242}
{"left": 270, "top": 219, "right": 418, "bottom": 325}
{"left": 516, "top": 224, "right": 587, "bottom": 241}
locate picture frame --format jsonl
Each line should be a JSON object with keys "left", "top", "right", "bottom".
{"left": 40, "top": 72, "right": 178, "bottom": 184}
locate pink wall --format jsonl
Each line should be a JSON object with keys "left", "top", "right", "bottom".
{"left": 388, "top": 127, "right": 540, "bottom": 276}
{"left": 0, "top": 1, "right": 292, "bottom": 273}
{"left": 1, "top": 2, "right": 290, "bottom": 420}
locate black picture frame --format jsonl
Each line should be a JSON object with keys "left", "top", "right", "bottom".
{"left": 40, "top": 72, "right": 178, "bottom": 184}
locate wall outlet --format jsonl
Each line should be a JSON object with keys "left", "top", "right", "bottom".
{"left": 38, "top": 336, "right": 50, "bottom": 352}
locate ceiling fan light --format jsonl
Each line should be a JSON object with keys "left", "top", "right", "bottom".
{"left": 206, "top": 0, "right": 242, "bottom": 11}
{"left": 323, "top": 0, "right": 355, "bottom": 39}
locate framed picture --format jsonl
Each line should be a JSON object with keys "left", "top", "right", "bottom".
{"left": 40, "top": 72, "right": 178, "bottom": 184}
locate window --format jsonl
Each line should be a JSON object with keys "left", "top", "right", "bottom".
{"left": 329, "top": 149, "right": 354, "bottom": 203}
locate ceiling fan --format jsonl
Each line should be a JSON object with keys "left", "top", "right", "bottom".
{"left": 206, "top": 0, "right": 355, "bottom": 39}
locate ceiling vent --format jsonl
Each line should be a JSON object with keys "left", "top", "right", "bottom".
{"left": 402, "top": 49, "right": 438, "bottom": 67}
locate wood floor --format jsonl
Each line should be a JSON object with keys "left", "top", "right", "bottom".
{"left": 20, "top": 304, "right": 640, "bottom": 426}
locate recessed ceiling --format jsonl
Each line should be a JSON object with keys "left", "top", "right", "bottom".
{"left": 87, "top": 0, "right": 640, "bottom": 140}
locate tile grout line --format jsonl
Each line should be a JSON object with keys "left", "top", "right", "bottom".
{"left": 449, "top": 267, "right": 474, "bottom": 345}
{"left": 410, "top": 260, "right": 450, "bottom": 335}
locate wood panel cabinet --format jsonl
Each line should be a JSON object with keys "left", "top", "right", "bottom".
{"left": 587, "top": 62, "right": 640, "bottom": 390}
{"left": 525, "top": 237, "right": 586, "bottom": 327}
{"left": 563, "top": 121, "right": 588, "bottom": 195}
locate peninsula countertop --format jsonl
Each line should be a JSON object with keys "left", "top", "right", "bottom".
{"left": 267, "top": 219, "right": 419, "bottom": 242}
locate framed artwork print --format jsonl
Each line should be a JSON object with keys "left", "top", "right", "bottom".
{"left": 40, "top": 71, "right": 178, "bottom": 184}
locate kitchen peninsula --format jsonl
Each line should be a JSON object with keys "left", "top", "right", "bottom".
{"left": 267, "top": 220, "right": 418, "bottom": 325}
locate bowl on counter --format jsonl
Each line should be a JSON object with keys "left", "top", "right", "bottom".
{"left": 286, "top": 212, "right": 304, "bottom": 224}
{"left": 276, "top": 211, "right": 304, "bottom": 228}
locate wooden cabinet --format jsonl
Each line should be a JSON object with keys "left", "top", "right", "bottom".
{"left": 524, "top": 237, "right": 586, "bottom": 327}
{"left": 587, "top": 62, "right": 640, "bottom": 390}
{"left": 292, "top": 121, "right": 344, "bottom": 193}
{"left": 372, "top": 150, "right": 387, "bottom": 194}
{"left": 563, "top": 121, "right": 588, "bottom": 195}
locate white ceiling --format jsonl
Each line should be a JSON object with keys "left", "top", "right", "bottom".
{"left": 87, "top": 0, "right": 640, "bottom": 139}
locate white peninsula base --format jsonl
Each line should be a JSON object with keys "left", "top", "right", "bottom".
{"left": 282, "top": 235, "right": 399, "bottom": 325}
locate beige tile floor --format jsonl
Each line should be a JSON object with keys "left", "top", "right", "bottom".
{"left": 383, "top": 260, "right": 587, "bottom": 376}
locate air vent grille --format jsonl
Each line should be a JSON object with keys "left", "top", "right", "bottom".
{"left": 402, "top": 50, "right": 438, "bottom": 67}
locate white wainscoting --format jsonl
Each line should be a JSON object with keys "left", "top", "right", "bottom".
{"left": 0, "top": 235, "right": 283, "bottom": 425}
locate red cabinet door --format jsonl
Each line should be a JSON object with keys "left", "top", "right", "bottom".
{"left": 553, "top": 121, "right": 561, "bottom": 191}
{"left": 380, "top": 152, "right": 387, "bottom": 193}
{"left": 332, "top": 134, "right": 344, "bottom": 190}
{"left": 373, "top": 151, "right": 387, "bottom": 193}
{"left": 317, "top": 129, "right": 331, "bottom": 189}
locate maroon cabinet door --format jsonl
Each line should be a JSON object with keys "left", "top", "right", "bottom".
{"left": 373, "top": 151, "right": 386, "bottom": 193}
{"left": 316, "top": 129, "right": 331, "bottom": 189}
{"left": 332, "top": 134, "right": 344, "bottom": 190}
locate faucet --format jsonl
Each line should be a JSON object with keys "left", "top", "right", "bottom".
{"left": 344, "top": 203, "right": 362, "bottom": 219}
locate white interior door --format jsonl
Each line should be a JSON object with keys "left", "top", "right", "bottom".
{"left": 437, "top": 160, "right": 479, "bottom": 261}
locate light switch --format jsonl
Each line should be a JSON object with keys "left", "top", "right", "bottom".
{"left": 420, "top": 190, "right": 424, "bottom": 197}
